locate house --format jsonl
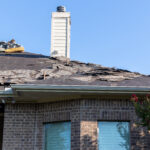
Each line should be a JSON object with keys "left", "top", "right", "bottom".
{"left": 0, "top": 52, "right": 150, "bottom": 150}
{"left": 0, "top": 6, "right": 150, "bottom": 150}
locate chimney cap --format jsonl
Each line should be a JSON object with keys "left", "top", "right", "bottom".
{"left": 57, "top": 6, "right": 66, "bottom": 12}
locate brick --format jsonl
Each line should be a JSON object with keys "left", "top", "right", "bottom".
{"left": 2, "top": 99, "right": 150, "bottom": 150}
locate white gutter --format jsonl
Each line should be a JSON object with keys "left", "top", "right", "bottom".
{"left": 0, "top": 85, "right": 149, "bottom": 103}
{"left": 11, "top": 84, "right": 150, "bottom": 94}
{"left": 0, "top": 84, "right": 149, "bottom": 98}
{"left": 0, "top": 88, "right": 13, "bottom": 97}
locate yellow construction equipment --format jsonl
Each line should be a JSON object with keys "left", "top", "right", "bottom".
{"left": 0, "top": 39, "right": 24, "bottom": 53}
{"left": 5, "top": 47, "right": 24, "bottom": 53}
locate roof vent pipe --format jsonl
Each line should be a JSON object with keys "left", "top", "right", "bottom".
{"left": 57, "top": 6, "right": 66, "bottom": 12}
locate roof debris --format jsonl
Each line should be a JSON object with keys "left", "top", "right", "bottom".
{"left": 0, "top": 52, "right": 149, "bottom": 87}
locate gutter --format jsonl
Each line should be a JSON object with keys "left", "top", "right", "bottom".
{"left": 0, "top": 84, "right": 150, "bottom": 103}
{"left": 0, "top": 88, "right": 13, "bottom": 97}
{"left": 11, "top": 84, "right": 150, "bottom": 94}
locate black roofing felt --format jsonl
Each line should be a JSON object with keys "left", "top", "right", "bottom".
{"left": 0, "top": 52, "right": 150, "bottom": 87}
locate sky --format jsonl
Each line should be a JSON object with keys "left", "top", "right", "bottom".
{"left": 0, "top": 0, "right": 150, "bottom": 75}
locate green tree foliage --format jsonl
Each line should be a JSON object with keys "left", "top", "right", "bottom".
{"left": 131, "top": 94, "right": 150, "bottom": 130}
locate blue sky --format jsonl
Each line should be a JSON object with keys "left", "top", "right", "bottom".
{"left": 0, "top": 0, "right": 150, "bottom": 74}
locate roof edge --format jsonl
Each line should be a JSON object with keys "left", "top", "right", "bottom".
{"left": 11, "top": 84, "right": 150, "bottom": 93}
{"left": 0, "top": 84, "right": 149, "bottom": 103}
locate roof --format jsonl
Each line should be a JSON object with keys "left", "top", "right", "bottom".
{"left": 0, "top": 52, "right": 150, "bottom": 88}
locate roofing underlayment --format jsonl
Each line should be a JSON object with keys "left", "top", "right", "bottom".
{"left": 0, "top": 52, "right": 150, "bottom": 88}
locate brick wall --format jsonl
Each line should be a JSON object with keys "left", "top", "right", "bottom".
{"left": 0, "top": 115, "right": 3, "bottom": 150}
{"left": 2, "top": 99, "right": 150, "bottom": 150}
{"left": 0, "top": 104, "right": 4, "bottom": 150}
{"left": 2, "top": 104, "right": 36, "bottom": 150}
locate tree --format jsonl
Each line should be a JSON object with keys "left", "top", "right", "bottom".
{"left": 131, "top": 94, "right": 150, "bottom": 130}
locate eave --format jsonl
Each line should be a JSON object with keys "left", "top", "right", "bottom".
{"left": 0, "top": 84, "right": 150, "bottom": 103}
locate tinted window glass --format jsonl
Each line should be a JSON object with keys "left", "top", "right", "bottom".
{"left": 98, "top": 122, "right": 130, "bottom": 150}
{"left": 45, "top": 122, "right": 71, "bottom": 150}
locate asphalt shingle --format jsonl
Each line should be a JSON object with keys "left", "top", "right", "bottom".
{"left": 0, "top": 52, "right": 149, "bottom": 87}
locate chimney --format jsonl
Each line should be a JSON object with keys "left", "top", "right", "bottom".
{"left": 51, "top": 6, "right": 71, "bottom": 58}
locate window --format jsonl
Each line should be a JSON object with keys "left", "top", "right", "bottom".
{"left": 44, "top": 122, "right": 71, "bottom": 150}
{"left": 98, "top": 121, "right": 130, "bottom": 150}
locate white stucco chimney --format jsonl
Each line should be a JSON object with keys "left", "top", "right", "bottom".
{"left": 51, "top": 6, "right": 71, "bottom": 58}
